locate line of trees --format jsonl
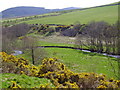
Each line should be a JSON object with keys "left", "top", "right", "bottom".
{"left": 76, "top": 21, "right": 120, "bottom": 55}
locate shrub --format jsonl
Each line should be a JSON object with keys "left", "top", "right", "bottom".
{"left": 1, "top": 52, "right": 120, "bottom": 88}
{"left": 37, "top": 58, "right": 120, "bottom": 88}
{"left": 60, "top": 29, "right": 78, "bottom": 37}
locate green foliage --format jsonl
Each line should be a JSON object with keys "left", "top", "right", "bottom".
{"left": 0, "top": 73, "right": 54, "bottom": 88}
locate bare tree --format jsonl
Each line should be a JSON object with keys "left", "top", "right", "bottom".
{"left": 76, "top": 21, "right": 120, "bottom": 54}
{"left": 116, "top": 21, "right": 120, "bottom": 79}
{"left": 21, "top": 36, "right": 47, "bottom": 65}
{"left": 76, "top": 21, "right": 120, "bottom": 79}
{"left": 2, "top": 23, "right": 30, "bottom": 54}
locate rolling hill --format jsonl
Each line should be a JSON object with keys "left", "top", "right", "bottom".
{"left": 1, "top": 6, "right": 81, "bottom": 18}
{"left": 21, "top": 3, "right": 119, "bottom": 24}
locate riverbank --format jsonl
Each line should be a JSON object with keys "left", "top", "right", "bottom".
{"left": 37, "top": 45, "right": 120, "bottom": 58}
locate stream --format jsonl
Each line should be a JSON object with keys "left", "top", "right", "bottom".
{"left": 81, "top": 49, "right": 120, "bottom": 58}
{"left": 13, "top": 46, "right": 120, "bottom": 58}
{"left": 12, "top": 50, "right": 23, "bottom": 56}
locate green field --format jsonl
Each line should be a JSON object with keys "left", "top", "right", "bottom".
{"left": 45, "top": 48, "right": 118, "bottom": 79}
{"left": 16, "top": 32, "right": 119, "bottom": 79}
{"left": 0, "top": 73, "right": 54, "bottom": 88}
{"left": 17, "top": 40, "right": 118, "bottom": 79}
{"left": 27, "top": 33, "right": 75, "bottom": 46}
{"left": 2, "top": 12, "right": 60, "bottom": 21}
{"left": 21, "top": 5, "right": 118, "bottom": 25}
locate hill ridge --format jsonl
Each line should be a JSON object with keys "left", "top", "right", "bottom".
{"left": 1, "top": 6, "right": 81, "bottom": 18}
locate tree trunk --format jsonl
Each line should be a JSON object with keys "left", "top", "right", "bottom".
{"left": 31, "top": 48, "right": 35, "bottom": 65}
{"left": 118, "top": 58, "right": 120, "bottom": 80}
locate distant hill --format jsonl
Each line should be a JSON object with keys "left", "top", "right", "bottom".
{"left": 1, "top": 6, "right": 81, "bottom": 18}
{"left": 62, "top": 7, "right": 81, "bottom": 10}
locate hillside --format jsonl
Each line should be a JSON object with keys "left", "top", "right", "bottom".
{"left": 1, "top": 6, "right": 55, "bottom": 18}
{"left": 21, "top": 4, "right": 119, "bottom": 24}
{"left": 1, "top": 6, "right": 81, "bottom": 18}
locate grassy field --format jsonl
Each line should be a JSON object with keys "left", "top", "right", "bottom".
{"left": 21, "top": 5, "right": 118, "bottom": 25}
{"left": 0, "top": 73, "right": 54, "bottom": 88}
{"left": 17, "top": 40, "right": 118, "bottom": 79}
{"left": 27, "top": 33, "right": 75, "bottom": 46}
{"left": 2, "top": 12, "right": 60, "bottom": 21}
{"left": 16, "top": 33, "right": 119, "bottom": 79}
{"left": 44, "top": 48, "right": 118, "bottom": 79}
{"left": 16, "top": 39, "right": 75, "bottom": 62}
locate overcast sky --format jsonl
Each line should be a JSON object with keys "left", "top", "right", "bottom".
{"left": 0, "top": 0, "right": 119, "bottom": 12}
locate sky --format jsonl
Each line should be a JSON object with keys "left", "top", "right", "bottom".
{"left": 0, "top": 0, "right": 119, "bottom": 12}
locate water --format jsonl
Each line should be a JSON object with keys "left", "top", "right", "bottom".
{"left": 81, "top": 50, "right": 91, "bottom": 52}
{"left": 12, "top": 47, "right": 120, "bottom": 58}
{"left": 102, "top": 53, "right": 120, "bottom": 58}
{"left": 12, "top": 50, "right": 23, "bottom": 56}
{"left": 81, "top": 49, "right": 120, "bottom": 58}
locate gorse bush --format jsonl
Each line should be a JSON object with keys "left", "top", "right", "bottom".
{"left": 37, "top": 58, "right": 120, "bottom": 88}
{"left": 0, "top": 52, "right": 39, "bottom": 76}
{"left": 0, "top": 52, "right": 120, "bottom": 88}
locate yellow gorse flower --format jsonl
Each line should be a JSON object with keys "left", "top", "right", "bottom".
{"left": 1, "top": 52, "right": 120, "bottom": 88}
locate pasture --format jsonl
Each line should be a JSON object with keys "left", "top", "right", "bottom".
{"left": 22, "top": 5, "right": 118, "bottom": 25}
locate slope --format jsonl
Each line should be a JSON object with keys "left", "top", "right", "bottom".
{"left": 22, "top": 4, "right": 118, "bottom": 24}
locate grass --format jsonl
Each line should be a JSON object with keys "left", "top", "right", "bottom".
{"left": 27, "top": 33, "right": 75, "bottom": 46}
{"left": 38, "top": 40, "right": 74, "bottom": 47}
{"left": 16, "top": 34, "right": 118, "bottom": 79}
{"left": 21, "top": 5, "right": 118, "bottom": 25}
{"left": 16, "top": 33, "right": 75, "bottom": 62}
{"left": 0, "top": 73, "right": 54, "bottom": 88}
{"left": 44, "top": 48, "right": 118, "bottom": 79}
{"left": 2, "top": 12, "right": 60, "bottom": 21}
{"left": 17, "top": 45, "right": 118, "bottom": 79}
{"left": 16, "top": 40, "right": 74, "bottom": 63}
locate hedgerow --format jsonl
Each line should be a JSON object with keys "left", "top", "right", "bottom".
{"left": 0, "top": 52, "right": 120, "bottom": 88}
